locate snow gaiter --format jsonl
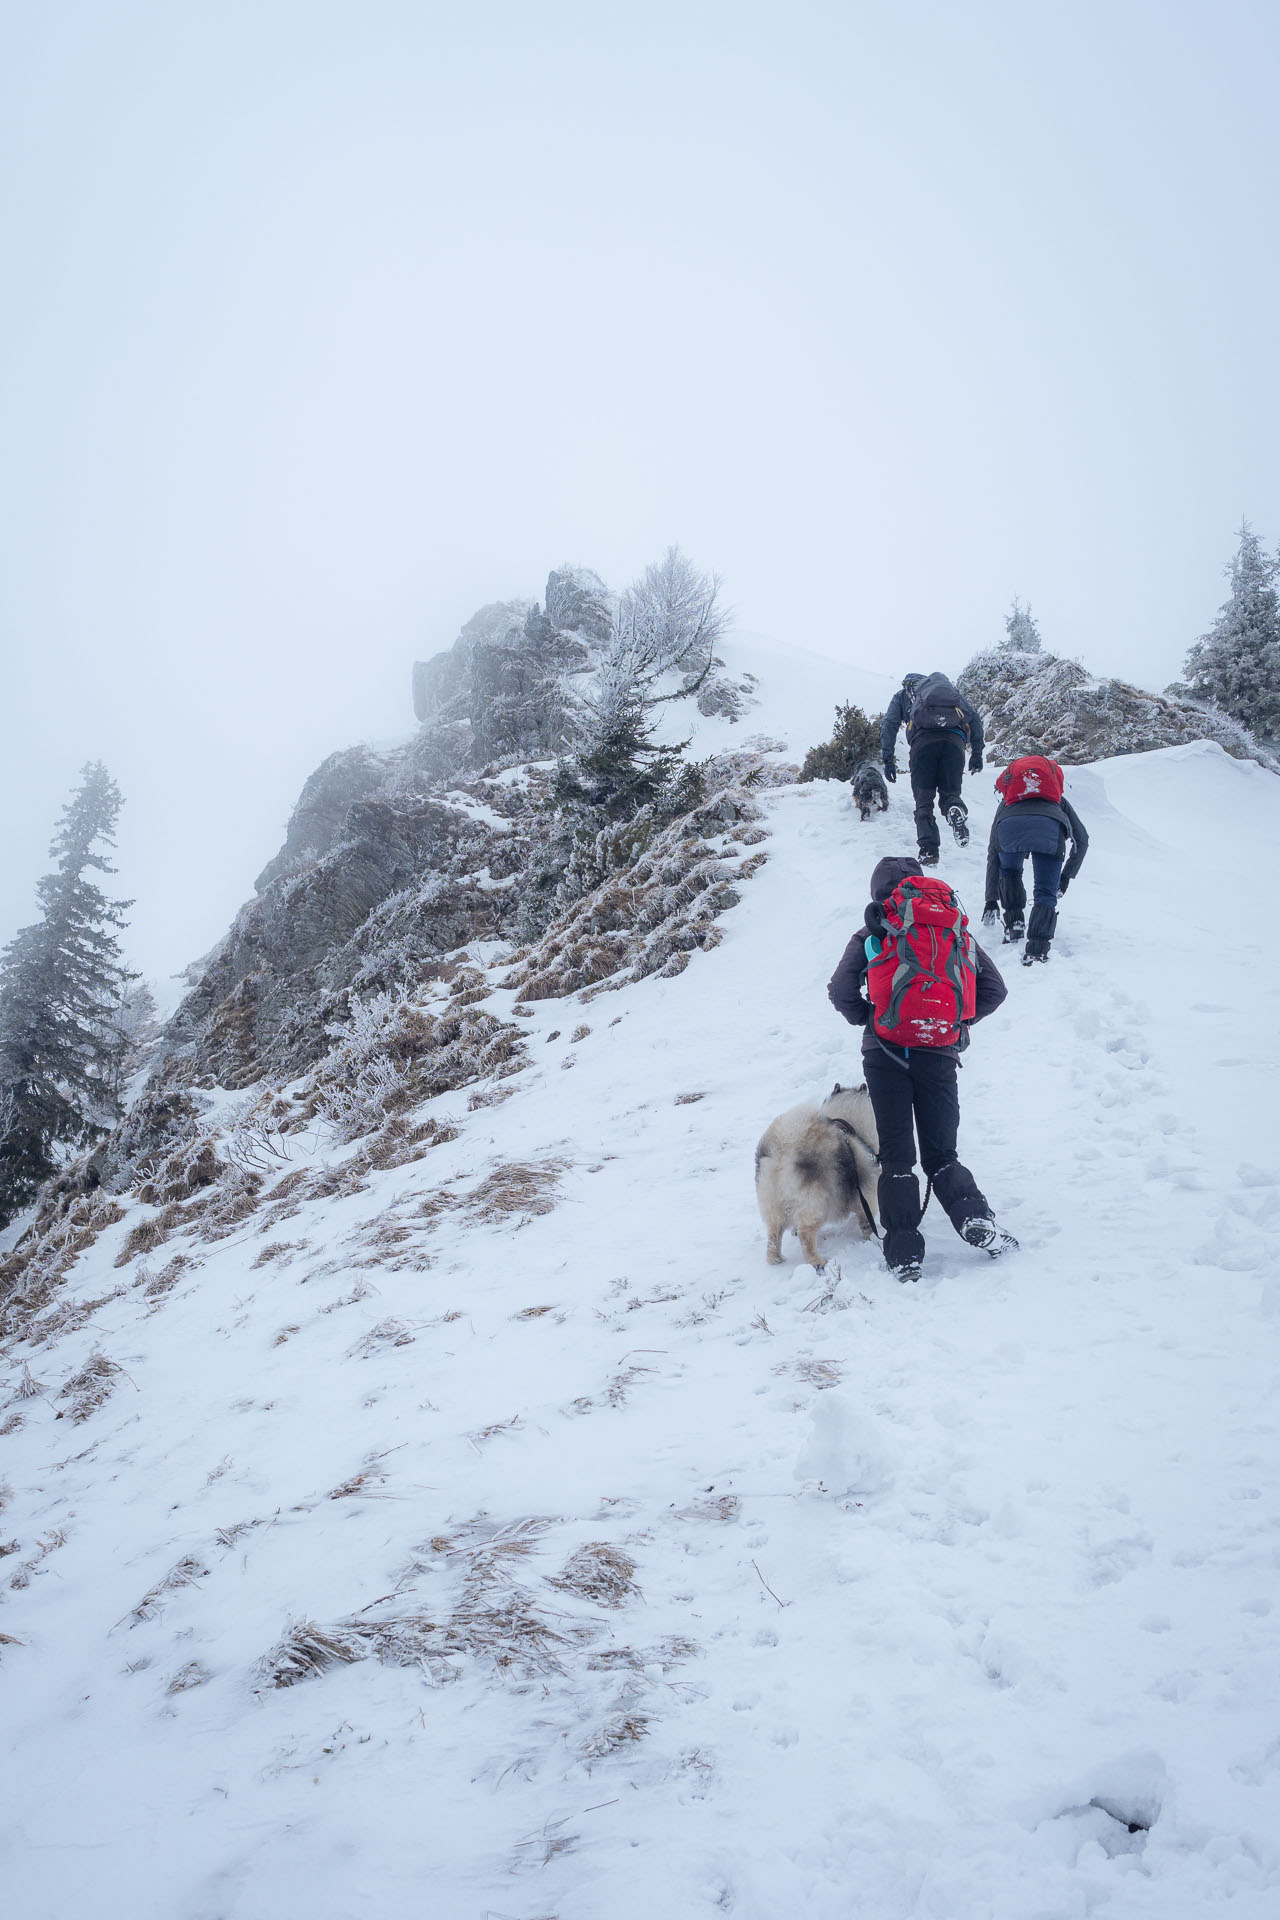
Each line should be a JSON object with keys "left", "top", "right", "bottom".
{"left": 997, "top": 864, "right": 1026, "bottom": 930}
{"left": 1025, "top": 901, "right": 1058, "bottom": 959}
{"left": 931, "top": 1159, "right": 992, "bottom": 1237}
{"left": 878, "top": 1169, "right": 925, "bottom": 1271}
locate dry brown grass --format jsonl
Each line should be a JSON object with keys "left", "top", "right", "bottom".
{"left": 580, "top": 1713, "right": 650, "bottom": 1758}
{"left": 141, "top": 1252, "right": 197, "bottom": 1303}
{"left": 464, "top": 1158, "right": 566, "bottom": 1224}
{"left": 124, "top": 1553, "right": 209, "bottom": 1626}
{"left": 251, "top": 1241, "right": 302, "bottom": 1269}
{"left": 499, "top": 786, "right": 768, "bottom": 1004}
{"left": 14, "top": 1364, "right": 47, "bottom": 1400}
{"left": 166, "top": 1660, "right": 212, "bottom": 1693}
{"left": 113, "top": 1215, "right": 171, "bottom": 1267}
{"left": 300, "top": 998, "right": 529, "bottom": 1143}
{"left": 57, "top": 1352, "right": 124, "bottom": 1424}
{"left": 549, "top": 1543, "right": 637, "bottom": 1609}
{"left": 0, "top": 1189, "right": 128, "bottom": 1340}
{"left": 347, "top": 1317, "right": 417, "bottom": 1358}
{"left": 467, "top": 1084, "right": 515, "bottom": 1112}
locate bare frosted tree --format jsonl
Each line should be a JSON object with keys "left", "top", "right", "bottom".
{"left": 610, "top": 547, "right": 728, "bottom": 702}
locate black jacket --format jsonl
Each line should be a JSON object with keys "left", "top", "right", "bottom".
{"left": 983, "top": 794, "right": 1089, "bottom": 903}
{"left": 880, "top": 674, "right": 985, "bottom": 766}
{"left": 828, "top": 855, "right": 1008, "bottom": 1058}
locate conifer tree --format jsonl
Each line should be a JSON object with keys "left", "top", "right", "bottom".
{"left": 0, "top": 763, "right": 135, "bottom": 1225}
{"left": 798, "top": 704, "right": 884, "bottom": 782}
{"left": 1001, "top": 598, "right": 1044, "bottom": 652}
{"left": 1178, "top": 523, "right": 1280, "bottom": 742}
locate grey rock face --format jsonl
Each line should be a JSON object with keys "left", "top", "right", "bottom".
{"left": 467, "top": 619, "right": 588, "bottom": 764}
{"left": 543, "top": 565, "right": 613, "bottom": 643}
{"left": 412, "top": 601, "right": 531, "bottom": 725}
{"left": 163, "top": 791, "right": 522, "bottom": 1088}
{"left": 255, "top": 745, "right": 394, "bottom": 892}
{"left": 959, "top": 645, "right": 1272, "bottom": 766}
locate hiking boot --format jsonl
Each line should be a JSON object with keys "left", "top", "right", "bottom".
{"left": 1002, "top": 917, "right": 1024, "bottom": 943}
{"left": 890, "top": 1257, "right": 922, "bottom": 1284}
{"left": 1021, "top": 947, "right": 1049, "bottom": 966}
{"left": 946, "top": 805, "right": 969, "bottom": 847}
{"left": 959, "top": 1218, "right": 1019, "bottom": 1258}
{"left": 918, "top": 848, "right": 939, "bottom": 867}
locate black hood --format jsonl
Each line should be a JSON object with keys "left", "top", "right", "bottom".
{"left": 864, "top": 855, "right": 923, "bottom": 931}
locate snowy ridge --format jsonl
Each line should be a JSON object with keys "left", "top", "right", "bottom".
{"left": 3, "top": 736, "right": 1280, "bottom": 1917}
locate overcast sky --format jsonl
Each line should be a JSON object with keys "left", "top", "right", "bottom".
{"left": 3, "top": 0, "right": 1278, "bottom": 982}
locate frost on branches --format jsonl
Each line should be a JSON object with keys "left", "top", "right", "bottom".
{"left": 1174, "top": 522, "right": 1280, "bottom": 746}
{"left": 0, "top": 764, "right": 135, "bottom": 1227}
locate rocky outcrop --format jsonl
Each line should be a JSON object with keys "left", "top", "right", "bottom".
{"left": 160, "top": 790, "right": 526, "bottom": 1089}
{"left": 411, "top": 601, "right": 530, "bottom": 726}
{"left": 959, "top": 645, "right": 1273, "bottom": 767}
{"left": 136, "top": 561, "right": 759, "bottom": 1104}
{"left": 543, "top": 565, "right": 613, "bottom": 644}
{"left": 255, "top": 746, "right": 395, "bottom": 891}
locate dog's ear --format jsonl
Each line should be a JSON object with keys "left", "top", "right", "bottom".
{"left": 831, "top": 1082, "right": 843, "bottom": 1096}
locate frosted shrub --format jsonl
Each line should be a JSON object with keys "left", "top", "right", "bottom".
{"left": 302, "top": 990, "right": 528, "bottom": 1142}
{"left": 313, "top": 1053, "right": 411, "bottom": 1145}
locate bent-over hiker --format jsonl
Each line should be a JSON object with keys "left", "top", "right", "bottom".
{"left": 828, "top": 855, "right": 1018, "bottom": 1282}
{"left": 981, "top": 753, "right": 1088, "bottom": 965}
{"left": 880, "top": 672, "right": 985, "bottom": 865}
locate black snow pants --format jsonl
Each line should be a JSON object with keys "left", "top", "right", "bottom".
{"left": 909, "top": 737, "right": 966, "bottom": 857}
{"left": 863, "top": 1042, "right": 992, "bottom": 1271}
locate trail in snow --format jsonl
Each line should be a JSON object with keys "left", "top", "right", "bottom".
{"left": 2, "top": 742, "right": 1280, "bottom": 1919}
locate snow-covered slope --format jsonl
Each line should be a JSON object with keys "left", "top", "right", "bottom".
{"left": 3, "top": 735, "right": 1280, "bottom": 1919}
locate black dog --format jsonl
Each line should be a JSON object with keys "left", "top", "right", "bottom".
{"left": 850, "top": 761, "right": 890, "bottom": 822}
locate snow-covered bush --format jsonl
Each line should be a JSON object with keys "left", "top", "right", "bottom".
{"left": 799, "top": 704, "right": 884, "bottom": 783}
{"left": 301, "top": 990, "right": 528, "bottom": 1141}
{"left": 612, "top": 547, "right": 727, "bottom": 693}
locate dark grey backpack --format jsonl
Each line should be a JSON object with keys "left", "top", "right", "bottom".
{"left": 905, "top": 672, "right": 968, "bottom": 739}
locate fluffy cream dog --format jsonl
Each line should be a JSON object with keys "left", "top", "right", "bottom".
{"left": 754, "top": 1083, "right": 880, "bottom": 1269}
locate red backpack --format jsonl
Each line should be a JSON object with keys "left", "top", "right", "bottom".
{"left": 866, "top": 875, "right": 977, "bottom": 1049}
{"left": 995, "top": 754, "right": 1065, "bottom": 805}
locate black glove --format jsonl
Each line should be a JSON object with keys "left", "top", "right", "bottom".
{"left": 969, "top": 751, "right": 984, "bottom": 774}
{"left": 883, "top": 760, "right": 896, "bottom": 783}
{"left": 1058, "top": 875, "right": 1070, "bottom": 896}
{"left": 981, "top": 905, "right": 999, "bottom": 927}
{"left": 847, "top": 999, "right": 870, "bottom": 1026}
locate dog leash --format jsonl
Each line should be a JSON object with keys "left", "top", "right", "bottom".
{"left": 825, "top": 1116, "right": 882, "bottom": 1239}
{"left": 829, "top": 1113, "right": 932, "bottom": 1231}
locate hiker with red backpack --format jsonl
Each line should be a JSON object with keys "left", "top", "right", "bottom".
{"left": 828, "top": 855, "right": 1018, "bottom": 1283}
{"left": 880, "top": 671, "right": 986, "bottom": 865}
{"left": 981, "top": 754, "right": 1089, "bottom": 965}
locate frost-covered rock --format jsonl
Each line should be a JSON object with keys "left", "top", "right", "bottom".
{"left": 544, "top": 564, "right": 613, "bottom": 643}
{"left": 162, "top": 791, "right": 524, "bottom": 1088}
{"left": 411, "top": 601, "right": 530, "bottom": 726}
{"left": 694, "top": 662, "right": 758, "bottom": 722}
{"left": 255, "top": 745, "right": 395, "bottom": 892}
{"left": 959, "top": 645, "right": 1273, "bottom": 767}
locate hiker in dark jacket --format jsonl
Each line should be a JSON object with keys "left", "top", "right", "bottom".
{"left": 880, "top": 672, "right": 986, "bottom": 865}
{"left": 828, "top": 854, "right": 1017, "bottom": 1281}
{"left": 981, "top": 754, "right": 1088, "bottom": 965}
